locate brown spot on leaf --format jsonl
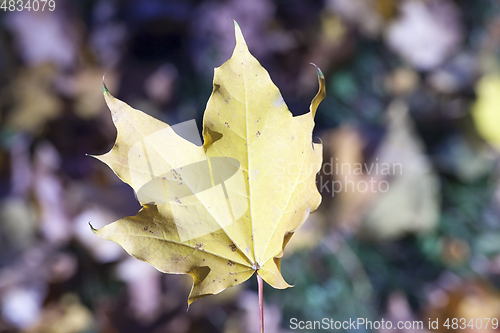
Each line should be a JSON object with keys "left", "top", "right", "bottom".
{"left": 229, "top": 244, "right": 237, "bottom": 252}
{"left": 227, "top": 260, "right": 235, "bottom": 266}
{"left": 143, "top": 227, "right": 148, "bottom": 231}
{"left": 206, "top": 127, "right": 223, "bottom": 144}
{"left": 256, "top": 131, "right": 261, "bottom": 136}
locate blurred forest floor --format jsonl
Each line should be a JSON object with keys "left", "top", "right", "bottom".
{"left": 1, "top": 0, "right": 500, "bottom": 332}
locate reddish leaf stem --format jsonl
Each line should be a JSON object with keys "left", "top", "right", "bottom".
{"left": 256, "top": 272, "right": 264, "bottom": 333}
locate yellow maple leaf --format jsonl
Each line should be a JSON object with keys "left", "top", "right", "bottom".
{"left": 91, "top": 22, "right": 326, "bottom": 304}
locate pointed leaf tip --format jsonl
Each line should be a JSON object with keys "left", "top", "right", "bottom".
{"left": 317, "top": 67, "right": 325, "bottom": 80}
{"left": 89, "top": 222, "right": 97, "bottom": 233}
{"left": 309, "top": 64, "right": 326, "bottom": 118}
{"left": 102, "top": 73, "right": 109, "bottom": 93}
{"left": 86, "top": 153, "right": 99, "bottom": 160}
{"left": 309, "top": 63, "right": 324, "bottom": 79}
{"left": 233, "top": 20, "right": 247, "bottom": 49}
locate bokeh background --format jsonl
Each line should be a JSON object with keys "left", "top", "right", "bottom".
{"left": 1, "top": 0, "right": 500, "bottom": 332}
